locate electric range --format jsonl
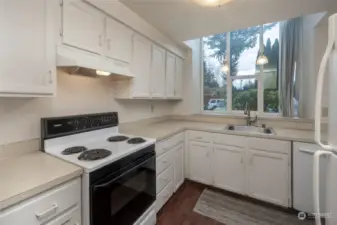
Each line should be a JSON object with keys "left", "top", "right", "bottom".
{"left": 41, "top": 112, "right": 157, "bottom": 225}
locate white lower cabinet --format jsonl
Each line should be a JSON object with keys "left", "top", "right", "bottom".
{"left": 189, "top": 141, "right": 213, "bottom": 185}
{"left": 213, "top": 146, "right": 246, "bottom": 195}
{"left": 247, "top": 149, "right": 289, "bottom": 207}
{"left": 155, "top": 132, "right": 185, "bottom": 212}
{"left": 0, "top": 178, "right": 81, "bottom": 225}
{"left": 186, "top": 131, "right": 291, "bottom": 207}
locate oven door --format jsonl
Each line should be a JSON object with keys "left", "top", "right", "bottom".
{"left": 91, "top": 155, "right": 156, "bottom": 225}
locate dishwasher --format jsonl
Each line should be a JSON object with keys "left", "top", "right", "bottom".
{"left": 293, "top": 142, "right": 327, "bottom": 214}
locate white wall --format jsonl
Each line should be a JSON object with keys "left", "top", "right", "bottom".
{"left": 173, "top": 39, "right": 202, "bottom": 115}
{"left": 0, "top": 70, "right": 176, "bottom": 145}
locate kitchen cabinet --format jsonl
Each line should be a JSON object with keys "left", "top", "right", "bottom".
{"left": 0, "top": 0, "right": 56, "bottom": 97}
{"left": 247, "top": 149, "right": 289, "bottom": 207}
{"left": 131, "top": 34, "right": 152, "bottom": 98}
{"left": 189, "top": 141, "right": 213, "bottom": 185}
{"left": 293, "top": 142, "right": 327, "bottom": 213}
{"left": 173, "top": 143, "right": 184, "bottom": 191}
{"left": 150, "top": 45, "right": 166, "bottom": 98}
{"left": 175, "top": 57, "right": 184, "bottom": 98}
{"left": 0, "top": 178, "right": 81, "bottom": 225}
{"left": 165, "top": 52, "right": 176, "bottom": 98}
{"left": 105, "top": 17, "right": 133, "bottom": 63}
{"left": 213, "top": 146, "right": 246, "bottom": 195}
{"left": 62, "top": 0, "right": 104, "bottom": 54}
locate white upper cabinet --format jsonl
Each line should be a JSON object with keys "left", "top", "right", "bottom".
{"left": 0, "top": 0, "right": 56, "bottom": 97}
{"left": 175, "top": 57, "right": 184, "bottom": 98}
{"left": 213, "top": 146, "right": 246, "bottom": 195}
{"left": 62, "top": 0, "right": 104, "bottom": 54}
{"left": 131, "top": 34, "right": 152, "bottom": 98}
{"left": 105, "top": 18, "right": 133, "bottom": 63}
{"left": 165, "top": 52, "right": 176, "bottom": 98}
{"left": 247, "top": 149, "right": 289, "bottom": 207}
{"left": 150, "top": 45, "right": 166, "bottom": 98}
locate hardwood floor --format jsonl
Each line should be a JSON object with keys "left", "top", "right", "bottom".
{"left": 156, "top": 180, "right": 300, "bottom": 225}
{"left": 157, "top": 180, "right": 224, "bottom": 225}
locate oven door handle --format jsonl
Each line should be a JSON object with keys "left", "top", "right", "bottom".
{"left": 94, "top": 156, "right": 154, "bottom": 189}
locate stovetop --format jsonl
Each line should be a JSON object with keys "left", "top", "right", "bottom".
{"left": 44, "top": 128, "right": 156, "bottom": 173}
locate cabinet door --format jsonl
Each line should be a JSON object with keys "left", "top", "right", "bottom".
{"left": 247, "top": 149, "right": 289, "bottom": 207}
{"left": 150, "top": 45, "right": 166, "bottom": 98}
{"left": 62, "top": 0, "right": 104, "bottom": 54}
{"left": 131, "top": 35, "right": 151, "bottom": 98}
{"left": 174, "top": 143, "right": 184, "bottom": 191}
{"left": 105, "top": 17, "right": 133, "bottom": 63}
{"left": 0, "top": 0, "right": 55, "bottom": 96}
{"left": 175, "top": 57, "right": 184, "bottom": 98}
{"left": 165, "top": 52, "right": 176, "bottom": 98}
{"left": 213, "top": 146, "right": 245, "bottom": 194}
{"left": 189, "top": 141, "right": 212, "bottom": 185}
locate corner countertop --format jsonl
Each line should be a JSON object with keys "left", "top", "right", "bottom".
{"left": 120, "top": 120, "right": 322, "bottom": 144}
{"left": 0, "top": 152, "right": 82, "bottom": 211}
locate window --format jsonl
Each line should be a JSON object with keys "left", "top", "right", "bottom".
{"left": 203, "top": 23, "right": 280, "bottom": 114}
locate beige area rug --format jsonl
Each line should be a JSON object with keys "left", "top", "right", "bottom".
{"left": 193, "top": 189, "right": 315, "bottom": 225}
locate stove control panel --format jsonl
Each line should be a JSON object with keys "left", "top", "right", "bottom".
{"left": 42, "top": 112, "right": 118, "bottom": 139}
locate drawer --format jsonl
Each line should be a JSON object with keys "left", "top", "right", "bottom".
{"left": 187, "top": 131, "right": 212, "bottom": 143}
{"left": 45, "top": 204, "right": 81, "bottom": 225}
{"left": 156, "top": 151, "right": 173, "bottom": 175}
{"left": 156, "top": 165, "right": 174, "bottom": 194}
{"left": 248, "top": 137, "right": 290, "bottom": 154}
{"left": 156, "top": 181, "right": 174, "bottom": 212}
{"left": 0, "top": 178, "right": 81, "bottom": 225}
{"left": 213, "top": 134, "right": 246, "bottom": 147}
{"left": 156, "top": 132, "right": 184, "bottom": 157}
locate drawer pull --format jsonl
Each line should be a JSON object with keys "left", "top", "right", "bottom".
{"left": 299, "top": 148, "right": 316, "bottom": 155}
{"left": 162, "top": 160, "right": 168, "bottom": 164}
{"left": 195, "top": 137, "right": 202, "bottom": 139}
{"left": 35, "top": 203, "right": 58, "bottom": 220}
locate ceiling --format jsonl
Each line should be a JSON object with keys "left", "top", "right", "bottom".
{"left": 121, "top": 0, "right": 337, "bottom": 42}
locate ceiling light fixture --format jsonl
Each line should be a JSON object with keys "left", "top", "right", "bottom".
{"left": 256, "top": 25, "right": 269, "bottom": 66}
{"left": 193, "top": 0, "right": 233, "bottom": 7}
{"left": 96, "top": 70, "right": 111, "bottom": 76}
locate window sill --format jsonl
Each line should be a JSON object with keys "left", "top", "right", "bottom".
{"left": 200, "top": 111, "right": 313, "bottom": 123}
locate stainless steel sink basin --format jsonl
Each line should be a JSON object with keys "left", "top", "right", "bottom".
{"left": 224, "top": 125, "right": 275, "bottom": 135}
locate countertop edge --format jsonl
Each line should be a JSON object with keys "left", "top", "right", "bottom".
{"left": 0, "top": 168, "right": 82, "bottom": 211}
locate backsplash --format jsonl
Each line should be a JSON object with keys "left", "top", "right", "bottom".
{"left": 0, "top": 70, "right": 176, "bottom": 146}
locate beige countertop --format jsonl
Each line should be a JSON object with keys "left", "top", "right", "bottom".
{"left": 0, "top": 152, "right": 82, "bottom": 211}
{"left": 120, "top": 120, "right": 320, "bottom": 143}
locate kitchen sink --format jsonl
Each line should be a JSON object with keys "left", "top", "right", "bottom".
{"left": 224, "top": 125, "right": 275, "bottom": 135}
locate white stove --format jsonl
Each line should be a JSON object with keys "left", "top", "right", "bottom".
{"left": 41, "top": 112, "right": 157, "bottom": 225}
{"left": 44, "top": 127, "right": 156, "bottom": 173}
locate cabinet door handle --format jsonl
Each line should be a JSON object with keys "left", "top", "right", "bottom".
{"left": 48, "top": 70, "right": 53, "bottom": 84}
{"left": 99, "top": 35, "right": 103, "bottom": 46}
{"left": 250, "top": 156, "right": 253, "bottom": 165}
{"left": 195, "top": 137, "right": 202, "bottom": 140}
{"left": 35, "top": 203, "right": 58, "bottom": 220}
{"left": 107, "top": 39, "right": 111, "bottom": 50}
{"left": 241, "top": 155, "right": 244, "bottom": 164}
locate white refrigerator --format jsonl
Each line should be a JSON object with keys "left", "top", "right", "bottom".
{"left": 314, "top": 13, "right": 337, "bottom": 225}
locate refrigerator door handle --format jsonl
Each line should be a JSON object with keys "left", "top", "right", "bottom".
{"left": 314, "top": 18, "right": 335, "bottom": 151}
{"left": 299, "top": 148, "right": 316, "bottom": 155}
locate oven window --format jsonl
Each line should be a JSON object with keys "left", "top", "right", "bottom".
{"left": 92, "top": 156, "right": 156, "bottom": 225}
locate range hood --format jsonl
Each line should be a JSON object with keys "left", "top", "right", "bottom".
{"left": 56, "top": 45, "right": 134, "bottom": 78}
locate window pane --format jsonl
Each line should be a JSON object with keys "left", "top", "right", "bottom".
{"left": 203, "top": 34, "right": 227, "bottom": 112}
{"left": 263, "top": 22, "right": 280, "bottom": 113}
{"left": 232, "top": 79, "right": 257, "bottom": 111}
{"left": 230, "top": 27, "right": 260, "bottom": 76}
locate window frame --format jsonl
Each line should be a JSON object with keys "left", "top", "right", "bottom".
{"left": 201, "top": 29, "right": 280, "bottom": 116}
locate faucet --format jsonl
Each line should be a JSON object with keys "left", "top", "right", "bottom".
{"left": 244, "top": 102, "right": 257, "bottom": 126}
